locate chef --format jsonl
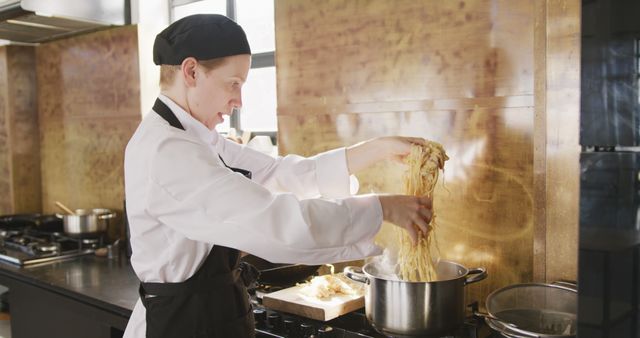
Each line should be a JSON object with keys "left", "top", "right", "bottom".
{"left": 123, "top": 14, "right": 435, "bottom": 338}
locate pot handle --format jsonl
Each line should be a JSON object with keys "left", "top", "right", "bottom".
{"left": 475, "top": 311, "right": 541, "bottom": 338}
{"left": 464, "top": 267, "right": 487, "bottom": 285}
{"left": 98, "top": 212, "right": 116, "bottom": 220}
{"left": 343, "top": 266, "right": 369, "bottom": 284}
{"left": 55, "top": 213, "right": 65, "bottom": 219}
{"left": 552, "top": 280, "right": 578, "bottom": 292}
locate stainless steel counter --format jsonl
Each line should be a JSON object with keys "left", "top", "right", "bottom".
{"left": 0, "top": 254, "right": 139, "bottom": 337}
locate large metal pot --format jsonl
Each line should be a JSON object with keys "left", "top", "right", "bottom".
{"left": 56, "top": 208, "right": 116, "bottom": 236}
{"left": 345, "top": 260, "right": 487, "bottom": 337}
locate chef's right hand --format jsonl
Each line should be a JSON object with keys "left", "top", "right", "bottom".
{"left": 378, "top": 195, "right": 433, "bottom": 244}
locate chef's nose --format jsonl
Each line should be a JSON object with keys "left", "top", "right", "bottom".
{"left": 231, "top": 92, "right": 243, "bottom": 109}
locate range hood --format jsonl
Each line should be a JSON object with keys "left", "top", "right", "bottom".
{"left": 0, "top": 0, "right": 128, "bottom": 44}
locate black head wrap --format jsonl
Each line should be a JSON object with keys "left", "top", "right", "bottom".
{"left": 153, "top": 14, "right": 251, "bottom": 65}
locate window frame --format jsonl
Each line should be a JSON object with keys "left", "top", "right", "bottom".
{"left": 169, "top": 0, "right": 277, "bottom": 144}
{"left": 636, "top": 38, "right": 639, "bottom": 105}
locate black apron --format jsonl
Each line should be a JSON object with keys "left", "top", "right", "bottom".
{"left": 138, "top": 98, "right": 258, "bottom": 338}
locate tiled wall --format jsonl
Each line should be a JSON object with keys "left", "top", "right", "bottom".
{"left": 36, "top": 26, "right": 141, "bottom": 235}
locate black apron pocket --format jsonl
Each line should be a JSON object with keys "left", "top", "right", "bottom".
{"left": 142, "top": 295, "right": 186, "bottom": 338}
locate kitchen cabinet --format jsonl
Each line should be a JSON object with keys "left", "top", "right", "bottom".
{"left": 0, "top": 256, "right": 138, "bottom": 338}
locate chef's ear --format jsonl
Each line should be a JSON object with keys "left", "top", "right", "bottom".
{"left": 180, "top": 57, "right": 198, "bottom": 87}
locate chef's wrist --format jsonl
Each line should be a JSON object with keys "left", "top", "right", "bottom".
{"left": 377, "top": 194, "right": 392, "bottom": 221}
{"left": 345, "top": 138, "right": 385, "bottom": 174}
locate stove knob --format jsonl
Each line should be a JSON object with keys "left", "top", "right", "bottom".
{"left": 317, "top": 325, "right": 334, "bottom": 337}
{"left": 300, "top": 322, "right": 316, "bottom": 337}
{"left": 283, "top": 318, "right": 297, "bottom": 336}
{"left": 253, "top": 309, "right": 266, "bottom": 329}
{"left": 268, "top": 313, "right": 283, "bottom": 331}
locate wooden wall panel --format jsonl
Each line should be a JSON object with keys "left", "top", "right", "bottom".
{"left": 532, "top": 0, "right": 581, "bottom": 283}
{"left": 276, "top": 0, "right": 580, "bottom": 304}
{"left": 37, "top": 26, "right": 141, "bottom": 237}
{"left": 8, "top": 47, "right": 41, "bottom": 213}
{"left": 277, "top": 0, "right": 533, "bottom": 107}
{"left": 0, "top": 46, "right": 41, "bottom": 214}
{"left": 543, "top": 0, "right": 580, "bottom": 283}
{"left": 0, "top": 48, "right": 12, "bottom": 213}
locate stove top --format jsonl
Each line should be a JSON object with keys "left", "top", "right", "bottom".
{"left": 250, "top": 285, "right": 492, "bottom": 338}
{"left": 0, "top": 214, "right": 103, "bottom": 266}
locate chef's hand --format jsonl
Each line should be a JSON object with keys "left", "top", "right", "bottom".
{"left": 346, "top": 136, "right": 427, "bottom": 174}
{"left": 378, "top": 194, "right": 433, "bottom": 245}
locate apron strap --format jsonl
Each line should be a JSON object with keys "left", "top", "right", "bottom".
{"left": 153, "top": 98, "right": 185, "bottom": 130}
{"left": 152, "top": 97, "right": 252, "bottom": 179}
{"left": 217, "top": 155, "right": 252, "bottom": 180}
{"left": 140, "top": 269, "right": 241, "bottom": 298}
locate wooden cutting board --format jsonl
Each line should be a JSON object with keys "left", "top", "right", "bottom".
{"left": 262, "top": 281, "right": 364, "bottom": 321}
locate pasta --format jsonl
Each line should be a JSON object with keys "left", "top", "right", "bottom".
{"left": 298, "top": 273, "right": 364, "bottom": 299}
{"left": 395, "top": 142, "right": 448, "bottom": 282}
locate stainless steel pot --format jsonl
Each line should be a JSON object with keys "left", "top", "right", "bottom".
{"left": 345, "top": 260, "right": 487, "bottom": 337}
{"left": 56, "top": 208, "right": 116, "bottom": 235}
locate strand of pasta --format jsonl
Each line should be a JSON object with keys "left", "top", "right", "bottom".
{"left": 395, "top": 142, "right": 448, "bottom": 282}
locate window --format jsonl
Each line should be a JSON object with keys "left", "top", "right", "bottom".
{"left": 172, "top": 0, "right": 226, "bottom": 19}
{"left": 170, "top": 0, "right": 277, "bottom": 140}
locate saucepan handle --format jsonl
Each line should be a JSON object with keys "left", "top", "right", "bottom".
{"left": 343, "top": 266, "right": 369, "bottom": 284}
{"left": 465, "top": 267, "right": 487, "bottom": 285}
{"left": 98, "top": 212, "right": 116, "bottom": 220}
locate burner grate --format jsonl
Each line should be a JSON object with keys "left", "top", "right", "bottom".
{"left": 251, "top": 287, "right": 488, "bottom": 338}
{"left": 0, "top": 224, "right": 105, "bottom": 266}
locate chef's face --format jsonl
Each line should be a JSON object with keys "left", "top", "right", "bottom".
{"left": 187, "top": 54, "right": 251, "bottom": 130}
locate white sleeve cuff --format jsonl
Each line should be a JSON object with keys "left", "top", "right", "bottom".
{"left": 343, "top": 194, "right": 383, "bottom": 242}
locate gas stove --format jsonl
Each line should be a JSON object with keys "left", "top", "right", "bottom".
{"left": 0, "top": 214, "right": 103, "bottom": 266}
{"left": 253, "top": 306, "right": 487, "bottom": 338}
{"left": 250, "top": 285, "right": 491, "bottom": 338}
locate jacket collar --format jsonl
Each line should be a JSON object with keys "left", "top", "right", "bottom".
{"left": 157, "top": 94, "right": 220, "bottom": 146}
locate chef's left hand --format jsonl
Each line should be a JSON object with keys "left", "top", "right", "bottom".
{"left": 346, "top": 136, "right": 427, "bottom": 174}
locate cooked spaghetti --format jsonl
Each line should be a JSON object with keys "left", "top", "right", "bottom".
{"left": 298, "top": 273, "right": 364, "bottom": 299}
{"left": 395, "top": 142, "right": 448, "bottom": 282}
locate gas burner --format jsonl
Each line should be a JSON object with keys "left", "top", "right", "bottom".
{"left": 10, "top": 236, "right": 31, "bottom": 246}
{"left": 252, "top": 286, "right": 488, "bottom": 338}
{"left": 32, "top": 243, "right": 59, "bottom": 254}
{"left": 0, "top": 229, "right": 22, "bottom": 238}
{"left": 0, "top": 217, "right": 106, "bottom": 266}
{"left": 3, "top": 235, "right": 60, "bottom": 256}
{"left": 81, "top": 238, "right": 100, "bottom": 245}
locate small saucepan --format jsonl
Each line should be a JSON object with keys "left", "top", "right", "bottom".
{"left": 56, "top": 208, "right": 116, "bottom": 236}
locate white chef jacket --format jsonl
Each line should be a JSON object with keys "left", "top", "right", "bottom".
{"left": 122, "top": 95, "right": 383, "bottom": 337}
